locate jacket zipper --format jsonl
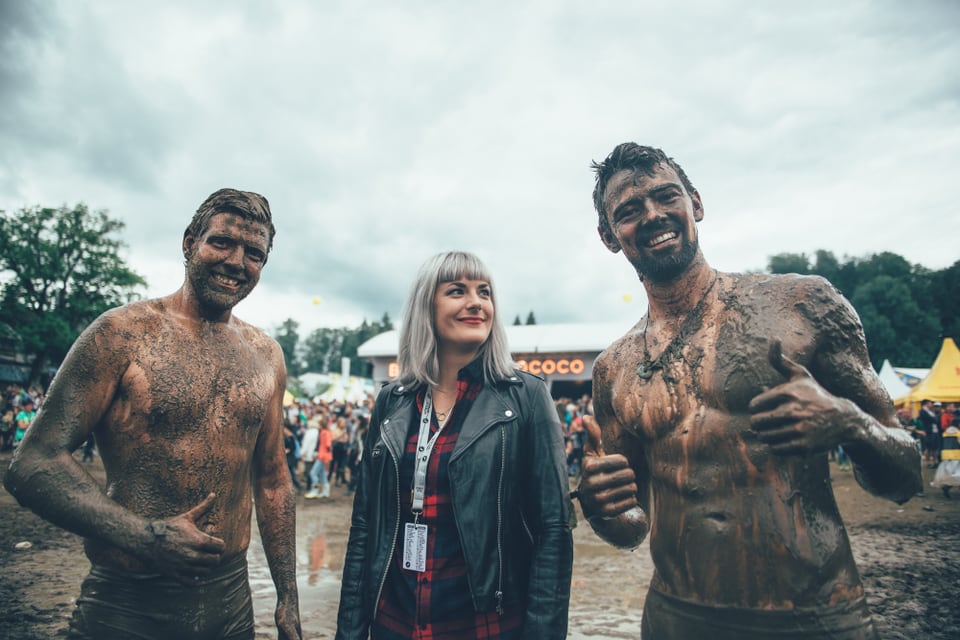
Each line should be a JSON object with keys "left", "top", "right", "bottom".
{"left": 373, "top": 431, "right": 402, "bottom": 621}
{"left": 495, "top": 424, "right": 506, "bottom": 615}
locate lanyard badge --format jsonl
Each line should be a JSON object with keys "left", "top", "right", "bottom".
{"left": 404, "top": 388, "right": 447, "bottom": 572}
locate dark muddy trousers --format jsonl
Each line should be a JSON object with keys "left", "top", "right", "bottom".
{"left": 641, "top": 587, "right": 879, "bottom": 640}
{"left": 67, "top": 555, "right": 254, "bottom": 640}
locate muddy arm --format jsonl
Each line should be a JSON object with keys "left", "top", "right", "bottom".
{"left": 749, "top": 281, "right": 921, "bottom": 503}
{"left": 3, "top": 312, "right": 228, "bottom": 578}
{"left": 578, "top": 361, "right": 651, "bottom": 549}
{"left": 3, "top": 313, "right": 157, "bottom": 551}
{"left": 253, "top": 352, "right": 302, "bottom": 640}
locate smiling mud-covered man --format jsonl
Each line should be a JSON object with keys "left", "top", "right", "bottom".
{"left": 4, "top": 189, "right": 301, "bottom": 640}
{"left": 577, "top": 143, "right": 922, "bottom": 640}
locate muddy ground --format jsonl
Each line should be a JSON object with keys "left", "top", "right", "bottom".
{"left": 1, "top": 450, "right": 957, "bottom": 639}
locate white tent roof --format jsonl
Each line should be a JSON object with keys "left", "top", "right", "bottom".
{"left": 358, "top": 322, "right": 633, "bottom": 358}
{"left": 878, "top": 359, "right": 911, "bottom": 400}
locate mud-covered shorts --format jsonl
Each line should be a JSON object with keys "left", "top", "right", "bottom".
{"left": 67, "top": 555, "right": 254, "bottom": 640}
{"left": 642, "top": 587, "right": 879, "bottom": 640}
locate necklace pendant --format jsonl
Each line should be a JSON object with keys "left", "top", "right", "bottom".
{"left": 636, "top": 364, "right": 654, "bottom": 380}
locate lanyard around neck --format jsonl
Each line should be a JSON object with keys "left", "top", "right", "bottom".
{"left": 411, "top": 387, "right": 450, "bottom": 516}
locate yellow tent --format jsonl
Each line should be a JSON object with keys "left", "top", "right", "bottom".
{"left": 895, "top": 338, "right": 960, "bottom": 406}
{"left": 283, "top": 389, "right": 295, "bottom": 407}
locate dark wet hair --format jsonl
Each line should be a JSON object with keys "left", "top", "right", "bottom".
{"left": 184, "top": 188, "right": 276, "bottom": 253}
{"left": 591, "top": 143, "right": 696, "bottom": 237}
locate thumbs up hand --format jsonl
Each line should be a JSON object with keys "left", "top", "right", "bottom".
{"left": 749, "top": 340, "right": 859, "bottom": 456}
{"left": 577, "top": 414, "right": 639, "bottom": 520}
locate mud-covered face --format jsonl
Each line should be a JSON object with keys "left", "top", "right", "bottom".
{"left": 599, "top": 163, "right": 703, "bottom": 283}
{"left": 183, "top": 212, "right": 269, "bottom": 314}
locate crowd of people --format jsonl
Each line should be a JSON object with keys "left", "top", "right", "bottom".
{"left": 1, "top": 384, "right": 45, "bottom": 452}
{"left": 281, "top": 397, "right": 373, "bottom": 500}
{"left": 554, "top": 395, "right": 592, "bottom": 480}
{"left": 900, "top": 400, "right": 960, "bottom": 496}
{"left": 901, "top": 400, "right": 958, "bottom": 467}
{"left": 18, "top": 373, "right": 945, "bottom": 502}
{"left": 0, "top": 379, "right": 612, "bottom": 507}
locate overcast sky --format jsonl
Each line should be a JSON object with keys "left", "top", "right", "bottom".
{"left": 2, "top": 0, "right": 958, "bottom": 338}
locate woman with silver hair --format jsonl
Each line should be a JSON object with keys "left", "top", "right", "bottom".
{"left": 336, "top": 251, "right": 573, "bottom": 639}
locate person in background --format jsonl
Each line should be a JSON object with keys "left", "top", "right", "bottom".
{"left": 336, "top": 251, "right": 573, "bottom": 639}
{"left": 306, "top": 418, "right": 333, "bottom": 499}
{"left": 4, "top": 188, "right": 301, "bottom": 639}
{"left": 330, "top": 416, "right": 350, "bottom": 487}
{"left": 300, "top": 416, "right": 320, "bottom": 493}
{"left": 12, "top": 396, "right": 36, "bottom": 448}
{"left": 940, "top": 402, "right": 956, "bottom": 440}
{"left": 931, "top": 410, "right": 960, "bottom": 498}
{"left": 918, "top": 399, "right": 941, "bottom": 467}
{"left": 1, "top": 407, "right": 14, "bottom": 451}
{"left": 283, "top": 425, "right": 302, "bottom": 492}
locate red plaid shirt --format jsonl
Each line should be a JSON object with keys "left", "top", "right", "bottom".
{"left": 374, "top": 362, "right": 524, "bottom": 639}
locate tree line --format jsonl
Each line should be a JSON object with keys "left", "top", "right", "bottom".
{"left": 274, "top": 314, "right": 394, "bottom": 382}
{"left": 1, "top": 203, "right": 956, "bottom": 385}
{"left": 765, "top": 250, "right": 958, "bottom": 368}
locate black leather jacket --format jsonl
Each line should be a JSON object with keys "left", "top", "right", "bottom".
{"left": 336, "top": 370, "right": 573, "bottom": 639}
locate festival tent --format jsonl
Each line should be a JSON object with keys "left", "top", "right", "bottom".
{"left": 895, "top": 366, "right": 930, "bottom": 387}
{"left": 878, "top": 359, "right": 911, "bottom": 400}
{"left": 895, "top": 338, "right": 960, "bottom": 406}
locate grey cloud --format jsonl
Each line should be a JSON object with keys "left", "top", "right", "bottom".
{"left": 3, "top": 0, "right": 957, "bottom": 335}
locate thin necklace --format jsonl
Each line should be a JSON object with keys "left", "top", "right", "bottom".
{"left": 433, "top": 386, "right": 456, "bottom": 423}
{"left": 637, "top": 271, "right": 719, "bottom": 381}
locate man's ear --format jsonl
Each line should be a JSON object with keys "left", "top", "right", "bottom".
{"left": 598, "top": 225, "right": 622, "bottom": 254}
{"left": 691, "top": 191, "right": 704, "bottom": 222}
{"left": 182, "top": 234, "right": 195, "bottom": 259}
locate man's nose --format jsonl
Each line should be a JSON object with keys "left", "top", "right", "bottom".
{"left": 224, "top": 247, "right": 245, "bottom": 268}
{"left": 642, "top": 201, "right": 667, "bottom": 223}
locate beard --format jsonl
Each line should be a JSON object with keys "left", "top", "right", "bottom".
{"left": 631, "top": 234, "right": 699, "bottom": 283}
{"left": 185, "top": 254, "right": 256, "bottom": 313}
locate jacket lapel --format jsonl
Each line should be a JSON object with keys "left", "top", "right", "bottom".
{"left": 451, "top": 383, "right": 520, "bottom": 461}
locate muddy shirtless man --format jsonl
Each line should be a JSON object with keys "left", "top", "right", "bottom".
{"left": 578, "top": 143, "right": 922, "bottom": 639}
{"left": 4, "top": 189, "right": 301, "bottom": 640}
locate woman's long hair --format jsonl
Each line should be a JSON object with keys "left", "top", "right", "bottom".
{"left": 397, "top": 251, "right": 515, "bottom": 389}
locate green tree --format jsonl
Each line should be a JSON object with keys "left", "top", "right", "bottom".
{"left": 768, "top": 252, "right": 811, "bottom": 274}
{"left": 525, "top": 311, "right": 537, "bottom": 325}
{"left": 766, "top": 250, "right": 949, "bottom": 367}
{"left": 274, "top": 318, "right": 303, "bottom": 376}
{"left": 300, "top": 312, "right": 394, "bottom": 377}
{"left": 342, "top": 313, "right": 394, "bottom": 376}
{"left": 0, "top": 204, "right": 146, "bottom": 383}
{"left": 379, "top": 312, "right": 394, "bottom": 332}
{"left": 302, "top": 326, "right": 344, "bottom": 374}
{"left": 929, "top": 260, "right": 960, "bottom": 342}
{"left": 812, "top": 250, "right": 842, "bottom": 289}
{"left": 513, "top": 315, "right": 522, "bottom": 326}
{"left": 850, "top": 276, "right": 940, "bottom": 368}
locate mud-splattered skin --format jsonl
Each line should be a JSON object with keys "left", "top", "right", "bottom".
{"left": 582, "top": 162, "right": 922, "bottom": 613}
{"left": 4, "top": 211, "right": 301, "bottom": 638}
{"left": 84, "top": 300, "right": 279, "bottom": 568}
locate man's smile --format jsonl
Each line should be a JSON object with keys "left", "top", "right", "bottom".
{"left": 212, "top": 273, "right": 243, "bottom": 288}
{"left": 646, "top": 230, "right": 678, "bottom": 247}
